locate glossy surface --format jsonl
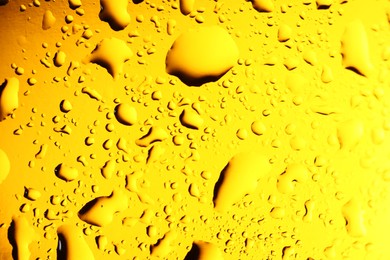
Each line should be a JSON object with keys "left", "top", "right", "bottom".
{"left": 0, "top": 0, "right": 390, "bottom": 259}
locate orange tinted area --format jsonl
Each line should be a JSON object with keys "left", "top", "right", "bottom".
{"left": 0, "top": 0, "right": 390, "bottom": 259}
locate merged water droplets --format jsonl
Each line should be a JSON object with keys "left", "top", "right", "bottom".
{"left": 341, "top": 20, "right": 374, "bottom": 77}
{"left": 213, "top": 151, "right": 271, "bottom": 212}
{"left": 0, "top": 77, "right": 19, "bottom": 121}
{"left": 166, "top": 26, "right": 239, "bottom": 86}
{"left": 10, "top": 216, "right": 38, "bottom": 260}
{"left": 78, "top": 189, "right": 128, "bottom": 227}
{"left": 84, "top": 38, "right": 132, "bottom": 79}
{"left": 0, "top": 149, "right": 10, "bottom": 185}
{"left": 99, "top": 0, "right": 131, "bottom": 31}
{"left": 57, "top": 224, "right": 95, "bottom": 259}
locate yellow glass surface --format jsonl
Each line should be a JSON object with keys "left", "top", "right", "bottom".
{"left": 0, "top": 0, "right": 390, "bottom": 259}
